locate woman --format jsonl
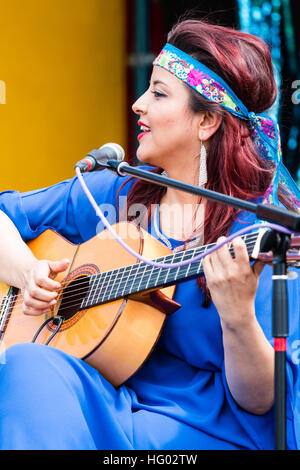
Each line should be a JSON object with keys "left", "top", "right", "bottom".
{"left": 0, "top": 18, "right": 299, "bottom": 450}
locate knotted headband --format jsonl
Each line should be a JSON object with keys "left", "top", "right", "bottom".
{"left": 153, "top": 43, "right": 300, "bottom": 213}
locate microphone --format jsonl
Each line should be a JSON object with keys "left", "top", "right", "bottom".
{"left": 75, "top": 143, "right": 125, "bottom": 172}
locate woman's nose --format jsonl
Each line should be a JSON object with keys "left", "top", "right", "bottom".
{"left": 132, "top": 90, "right": 148, "bottom": 115}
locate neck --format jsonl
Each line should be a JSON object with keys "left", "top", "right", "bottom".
{"left": 158, "top": 191, "right": 205, "bottom": 241}
{"left": 161, "top": 187, "right": 201, "bottom": 206}
{"left": 161, "top": 150, "right": 203, "bottom": 206}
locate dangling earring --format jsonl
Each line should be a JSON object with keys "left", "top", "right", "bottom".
{"left": 198, "top": 141, "right": 207, "bottom": 187}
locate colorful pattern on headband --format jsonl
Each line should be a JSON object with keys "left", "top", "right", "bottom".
{"left": 153, "top": 43, "right": 246, "bottom": 118}
{"left": 153, "top": 43, "right": 300, "bottom": 213}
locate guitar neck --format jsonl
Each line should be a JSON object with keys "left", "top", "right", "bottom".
{"left": 81, "top": 231, "right": 260, "bottom": 309}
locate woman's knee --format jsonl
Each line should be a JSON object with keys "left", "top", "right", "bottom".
{"left": 0, "top": 342, "right": 87, "bottom": 408}
{"left": 0, "top": 342, "right": 78, "bottom": 390}
{"left": 2, "top": 342, "right": 51, "bottom": 371}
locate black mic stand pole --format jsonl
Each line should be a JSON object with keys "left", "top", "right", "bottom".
{"left": 271, "top": 233, "right": 290, "bottom": 450}
{"left": 102, "top": 161, "right": 300, "bottom": 450}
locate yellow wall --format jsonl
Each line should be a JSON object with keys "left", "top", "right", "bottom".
{"left": 0, "top": 0, "right": 126, "bottom": 191}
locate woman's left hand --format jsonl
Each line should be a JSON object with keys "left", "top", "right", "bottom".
{"left": 202, "top": 236, "right": 265, "bottom": 329}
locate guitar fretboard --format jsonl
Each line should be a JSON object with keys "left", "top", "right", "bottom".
{"left": 80, "top": 232, "right": 259, "bottom": 309}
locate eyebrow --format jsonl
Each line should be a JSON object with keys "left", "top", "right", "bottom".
{"left": 150, "top": 79, "right": 169, "bottom": 88}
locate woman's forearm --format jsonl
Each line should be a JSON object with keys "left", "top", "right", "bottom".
{"left": 0, "top": 210, "right": 37, "bottom": 288}
{"left": 221, "top": 313, "right": 274, "bottom": 415}
{"left": 203, "top": 236, "right": 275, "bottom": 415}
{"left": 0, "top": 210, "right": 69, "bottom": 316}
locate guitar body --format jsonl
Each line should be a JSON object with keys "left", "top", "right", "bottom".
{"left": 1, "top": 223, "right": 180, "bottom": 387}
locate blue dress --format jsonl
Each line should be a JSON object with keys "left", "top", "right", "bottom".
{"left": 0, "top": 168, "right": 299, "bottom": 450}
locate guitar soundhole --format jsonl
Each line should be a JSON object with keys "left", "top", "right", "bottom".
{"left": 56, "top": 275, "right": 89, "bottom": 321}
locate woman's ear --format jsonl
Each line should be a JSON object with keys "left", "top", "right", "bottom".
{"left": 198, "top": 112, "right": 222, "bottom": 141}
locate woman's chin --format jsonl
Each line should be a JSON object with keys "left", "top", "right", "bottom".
{"left": 136, "top": 148, "right": 156, "bottom": 165}
{"left": 137, "top": 145, "right": 165, "bottom": 165}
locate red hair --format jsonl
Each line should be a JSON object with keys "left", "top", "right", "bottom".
{"left": 121, "top": 19, "right": 294, "bottom": 304}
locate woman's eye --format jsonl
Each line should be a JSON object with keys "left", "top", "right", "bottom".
{"left": 151, "top": 91, "right": 166, "bottom": 98}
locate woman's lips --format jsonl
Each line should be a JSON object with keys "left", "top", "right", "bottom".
{"left": 137, "top": 130, "right": 151, "bottom": 140}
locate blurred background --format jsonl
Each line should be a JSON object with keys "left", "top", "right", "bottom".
{"left": 0, "top": 0, "right": 299, "bottom": 191}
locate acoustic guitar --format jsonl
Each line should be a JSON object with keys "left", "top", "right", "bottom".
{"left": 0, "top": 222, "right": 299, "bottom": 387}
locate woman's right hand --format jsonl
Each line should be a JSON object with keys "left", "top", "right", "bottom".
{"left": 21, "top": 258, "right": 70, "bottom": 316}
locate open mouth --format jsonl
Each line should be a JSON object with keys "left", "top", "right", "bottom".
{"left": 140, "top": 125, "right": 151, "bottom": 132}
{"left": 138, "top": 122, "right": 151, "bottom": 140}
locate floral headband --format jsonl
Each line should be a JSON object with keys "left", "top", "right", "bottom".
{"left": 153, "top": 43, "right": 300, "bottom": 213}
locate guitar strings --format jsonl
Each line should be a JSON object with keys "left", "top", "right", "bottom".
{"left": 0, "top": 235, "right": 260, "bottom": 314}
{"left": 1, "top": 237, "right": 260, "bottom": 318}
{"left": 1, "top": 234, "right": 259, "bottom": 308}
{"left": 0, "top": 235, "right": 260, "bottom": 315}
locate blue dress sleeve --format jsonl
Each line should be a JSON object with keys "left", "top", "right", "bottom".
{"left": 0, "top": 169, "right": 135, "bottom": 244}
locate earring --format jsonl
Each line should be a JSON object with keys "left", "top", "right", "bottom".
{"left": 199, "top": 141, "right": 207, "bottom": 187}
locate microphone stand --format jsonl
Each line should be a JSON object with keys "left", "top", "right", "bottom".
{"left": 102, "top": 160, "right": 300, "bottom": 450}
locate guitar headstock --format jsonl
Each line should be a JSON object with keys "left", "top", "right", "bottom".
{"left": 251, "top": 230, "right": 300, "bottom": 268}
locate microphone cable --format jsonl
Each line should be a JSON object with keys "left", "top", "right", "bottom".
{"left": 75, "top": 165, "right": 295, "bottom": 270}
